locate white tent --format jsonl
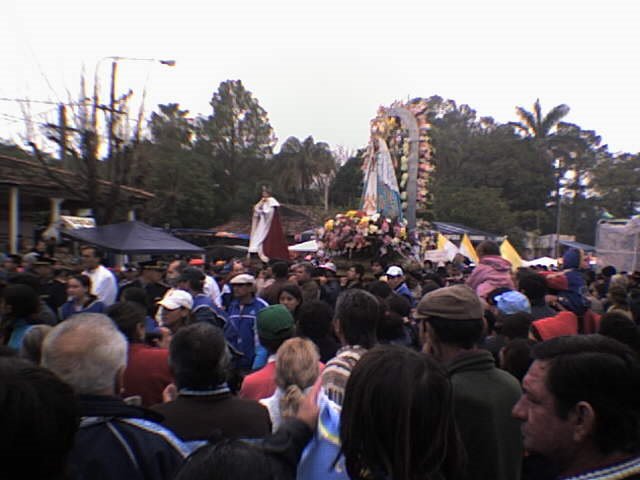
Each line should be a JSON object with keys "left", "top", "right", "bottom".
{"left": 288, "top": 239, "right": 319, "bottom": 252}
{"left": 523, "top": 256, "right": 558, "bottom": 268}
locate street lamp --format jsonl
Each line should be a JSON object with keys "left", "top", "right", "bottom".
{"left": 553, "top": 158, "right": 564, "bottom": 259}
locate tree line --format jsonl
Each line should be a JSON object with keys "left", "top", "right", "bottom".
{"left": 3, "top": 81, "right": 639, "bottom": 246}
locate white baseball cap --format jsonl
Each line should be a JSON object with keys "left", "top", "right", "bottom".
{"left": 229, "top": 273, "right": 256, "bottom": 285}
{"left": 157, "top": 290, "right": 193, "bottom": 310}
{"left": 319, "top": 262, "right": 337, "bottom": 273}
{"left": 386, "top": 266, "right": 404, "bottom": 277}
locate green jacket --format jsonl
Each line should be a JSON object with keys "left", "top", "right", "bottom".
{"left": 448, "top": 349, "right": 523, "bottom": 480}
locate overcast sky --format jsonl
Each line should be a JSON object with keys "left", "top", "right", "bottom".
{"left": 2, "top": 0, "right": 639, "bottom": 156}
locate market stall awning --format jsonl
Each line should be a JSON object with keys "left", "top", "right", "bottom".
{"left": 559, "top": 240, "right": 595, "bottom": 252}
{"left": 523, "top": 256, "right": 558, "bottom": 268}
{"left": 432, "top": 221, "right": 498, "bottom": 241}
{"left": 62, "top": 221, "right": 204, "bottom": 255}
{"left": 288, "top": 239, "right": 318, "bottom": 252}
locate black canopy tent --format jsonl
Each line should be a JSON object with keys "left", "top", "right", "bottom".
{"left": 62, "top": 221, "right": 204, "bottom": 255}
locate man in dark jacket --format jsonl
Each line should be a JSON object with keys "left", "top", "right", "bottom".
{"left": 152, "top": 322, "right": 271, "bottom": 442}
{"left": 259, "top": 261, "right": 290, "bottom": 305}
{"left": 41, "top": 313, "right": 188, "bottom": 480}
{"left": 417, "top": 284, "right": 523, "bottom": 480}
{"left": 177, "top": 267, "right": 227, "bottom": 328}
{"left": 121, "top": 260, "right": 170, "bottom": 316}
{"left": 517, "top": 270, "right": 557, "bottom": 320}
{"left": 173, "top": 386, "right": 319, "bottom": 480}
{"left": 513, "top": 335, "right": 640, "bottom": 480}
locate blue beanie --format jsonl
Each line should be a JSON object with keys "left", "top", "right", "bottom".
{"left": 495, "top": 291, "right": 531, "bottom": 315}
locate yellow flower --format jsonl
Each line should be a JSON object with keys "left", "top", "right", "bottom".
{"left": 359, "top": 216, "right": 369, "bottom": 226}
{"left": 346, "top": 210, "right": 358, "bottom": 218}
{"left": 324, "top": 219, "right": 334, "bottom": 231}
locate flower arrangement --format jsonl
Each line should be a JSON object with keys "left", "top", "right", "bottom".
{"left": 318, "top": 210, "right": 436, "bottom": 260}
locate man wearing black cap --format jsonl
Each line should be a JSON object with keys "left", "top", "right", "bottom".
{"left": 416, "top": 284, "right": 523, "bottom": 480}
{"left": 46, "top": 264, "right": 73, "bottom": 314}
{"left": 122, "top": 260, "right": 169, "bottom": 316}
{"left": 118, "top": 263, "right": 140, "bottom": 290}
{"left": 31, "top": 255, "right": 65, "bottom": 315}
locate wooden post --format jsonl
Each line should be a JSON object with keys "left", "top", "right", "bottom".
{"left": 8, "top": 186, "right": 19, "bottom": 254}
{"left": 50, "top": 197, "right": 63, "bottom": 224}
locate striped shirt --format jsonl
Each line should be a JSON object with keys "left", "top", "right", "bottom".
{"left": 320, "top": 345, "right": 367, "bottom": 406}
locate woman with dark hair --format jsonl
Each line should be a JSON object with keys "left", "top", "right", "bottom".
{"left": 296, "top": 300, "right": 340, "bottom": 362}
{"left": 378, "top": 294, "right": 419, "bottom": 350}
{"left": 598, "top": 311, "right": 640, "bottom": 355}
{"left": 1, "top": 284, "right": 42, "bottom": 350}
{"left": 278, "top": 283, "right": 303, "bottom": 318}
{"left": 0, "top": 357, "right": 80, "bottom": 480}
{"left": 340, "top": 345, "right": 465, "bottom": 480}
{"left": 59, "top": 274, "right": 105, "bottom": 320}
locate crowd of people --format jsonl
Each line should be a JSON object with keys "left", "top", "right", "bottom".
{"left": 1, "top": 239, "right": 640, "bottom": 480}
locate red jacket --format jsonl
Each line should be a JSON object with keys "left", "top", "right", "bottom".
{"left": 239, "top": 361, "right": 277, "bottom": 400}
{"left": 123, "top": 343, "right": 173, "bottom": 407}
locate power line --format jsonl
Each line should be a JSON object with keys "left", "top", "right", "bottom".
{"left": 0, "top": 97, "right": 89, "bottom": 106}
{"left": 0, "top": 112, "right": 55, "bottom": 128}
{"left": 21, "top": 34, "right": 61, "bottom": 103}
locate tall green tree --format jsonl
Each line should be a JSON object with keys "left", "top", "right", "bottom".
{"left": 592, "top": 153, "right": 640, "bottom": 218}
{"left": 330, "top": 150, "right": 365, "bottom": 209}
{"left": 271, "top": 136, "right": 336, "bottom": 204}
{"left": 422, "top": 97, "right": 553, "bottom": 232}
{"left": 510, "top": 99, "right": 574, "bottom": 236}
{"left": 432, "top": 185, "right": 514, "bottom": 234}
{"left": 196, "top": 80, "right": 276, "bottom": 213}
{"left": 142, "top": 103, "right": 220, "bottom": 228}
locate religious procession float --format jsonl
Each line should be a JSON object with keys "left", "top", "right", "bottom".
{"left": 317, "top": 99, "right": 440, "bottom": 263}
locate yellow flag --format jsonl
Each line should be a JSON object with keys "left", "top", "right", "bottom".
{"left": 437, "top": 233, "right": 459, "bottom": 261}
{"left": 500, "top": 238, "right": 522, "bottom": 270}
{"left": 459, "top": 234, "right": 479, "bottom": 264}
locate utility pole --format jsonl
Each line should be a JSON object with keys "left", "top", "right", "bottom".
{"left": 107, "top": 60, "right": 118, "bottom": 164}
{"left": 58, "top": 103, "right": 67, "bottom": 166}
{"left": 554, "top": 172, "right": 562, "bottom": 259}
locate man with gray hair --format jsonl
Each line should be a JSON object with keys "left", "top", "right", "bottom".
{"left": 42, "top": 313, "right": 188, "bottom": 480}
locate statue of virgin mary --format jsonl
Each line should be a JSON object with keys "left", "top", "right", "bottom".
{"left": 361, "top": 136, "right": 402, "bottom": 219}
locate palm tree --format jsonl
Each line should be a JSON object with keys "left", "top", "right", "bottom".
{"left": 512, "top": 99, "right": 570, "bottom": 140}
{"left": 512, "top": 99, "right": 571, "bottom": 256}
{"left": 272, "top": 136, "right": 336, "bottom": 204}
